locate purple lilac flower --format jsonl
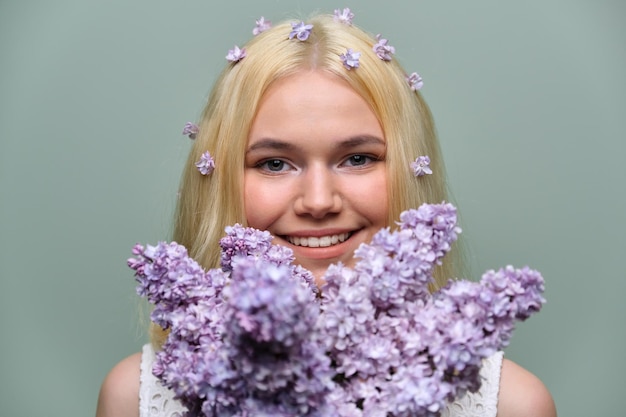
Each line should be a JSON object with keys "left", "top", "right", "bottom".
{"left": 194, "top": 151, "right": 215, "bottom": 175}
{"left": 340, "top": 48, "right": 361, "bottom": 70}
{"left": 221, "top": 259, "right": 333, "bottom": 409}
{"left": 129, "top": 201, "right": 545, "bottom": 416}
{"left": 224, "top": 259, "right": 317, "bottom": 347}
{"left": 407, "top": 71, "right": 424, "bottom": 91}
{"left": 219, "top": 223, "right": 275, "bottom": 269}
{"left": 219, "top": 224, "right": 319, "bottom": 295}
{"left": 226, "top": 45, "right": 246, "bottom": 63}
{"left": 372, "top": 34, "right": 395, "bottom": 61}
{"left": 289, "top": 21, "right": 313, "bottom": 41}
{"left": 181, "top": 122, "right": 198, "bottom": 139}
{"left": 333, "top": 8, "right": 355, "bottom": 25}
{"left": 253, "top": 16, "right": 271, "bottom": 35}
{"left": 411, "top": 155, "right": 433, "bottom": 177}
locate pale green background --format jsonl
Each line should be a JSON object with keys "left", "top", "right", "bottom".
{"left": 1, "top": 0, "right": 625, "bottom": 416}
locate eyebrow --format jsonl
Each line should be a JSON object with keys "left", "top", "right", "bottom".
{"left": 337, "top": 135, "right": 386, "bottom": 150}
{"left": 246, "top": 138, "right": 296, "bottom": 153}
{"left": 246, "top": 135, "right": 385, "bottom": 154}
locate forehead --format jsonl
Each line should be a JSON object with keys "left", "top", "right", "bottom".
{"left": 249, "top": 70, "right": 383, "bottom": 144}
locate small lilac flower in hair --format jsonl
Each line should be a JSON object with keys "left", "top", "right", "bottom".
{"left": 252, "top": 16, "right": 271, "bottom": 35}
{"left": 289, "top": 21, "right": 313, "bottom": 41}
{"left": 195, "top": 151, "right": 215, "bottom": 175}
{"left": 333, "top": 8, "right": 354, "bottom": 25}
{"left": 373, "top": 34, "right": 395, "bottom": 61}
{"left": 411, "top": 155, "right": 432, "bottom": 177}
{"left": 182, "top": 122, "right": 199, "bottom": 140}
{"left": 340, "top": 48, "right": 361, "bottom": 70}
{"left": 407, "top": 72, "right": 424, "bottom": 91}
{"left": 226, "top": 45, "right": 246, "bottom": 63}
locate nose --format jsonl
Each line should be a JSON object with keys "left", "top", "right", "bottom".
{"left": 294, "top": 165, "right": 342, "bottom": 219}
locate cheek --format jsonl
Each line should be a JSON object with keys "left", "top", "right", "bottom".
{"left": 244, "top": 178, "right": 284, "bottom": 229}
{"left": 352, "top": 172, "right": 388, "bottom": 225}
{"left": 243, "top": 187, "right": 262, "bottom": 228}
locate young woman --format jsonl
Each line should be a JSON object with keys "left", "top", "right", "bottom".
{"left": 96, "top": 12, "right": 556, "bottom": 417}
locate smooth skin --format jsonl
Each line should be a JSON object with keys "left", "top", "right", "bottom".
{"left": 96, "top": 352, "right": 141, "bottom": 417}
{"left": 96, "top": 70, "right": 556, "bottom": 417}
{"left": 245, "top": 70, "right": 388, "bottom": 283}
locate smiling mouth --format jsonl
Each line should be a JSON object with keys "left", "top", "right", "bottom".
{"left": 287, "top": 233, "right": 351, "bottom": 248}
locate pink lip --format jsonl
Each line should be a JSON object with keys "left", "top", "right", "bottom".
{"left": 273, "top": 228, "right": 364, "bottom": 263}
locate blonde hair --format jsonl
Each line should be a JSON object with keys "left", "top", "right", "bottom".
{"left": 152, "top": 13, "right": 461, "bottom": 346}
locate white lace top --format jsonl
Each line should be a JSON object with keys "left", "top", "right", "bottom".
{"left": 139, "top": 344, "right": 503, "bottom": 417}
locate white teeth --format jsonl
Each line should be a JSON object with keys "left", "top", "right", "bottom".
{"left": 288, "top": 233, "right": 349, "bottom": 247}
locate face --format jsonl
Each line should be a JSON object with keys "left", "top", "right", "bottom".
{"left": 244, "top": 70, "right": 388, "bottom": 283}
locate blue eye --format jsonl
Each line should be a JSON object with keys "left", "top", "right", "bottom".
{"left": 259, "top": 159, "right": 290, "bottom": 172}
{"left": 344, "top": 154, "right": 372, "bottom": 167}
{"left": 350, "top": 155, "right": 367, "bottom": 165}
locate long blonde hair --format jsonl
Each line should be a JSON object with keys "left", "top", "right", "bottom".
{"left": 153, "top": 13, "right": 461, "bottom": 345}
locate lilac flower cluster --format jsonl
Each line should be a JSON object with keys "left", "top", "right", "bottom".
{"left": 289, "top": 21, "right": 313, "bottom": 41}
{"left": 411, "top": 155, "right": 432, "bottom": 177}
{"left": 129, "top": 202, "right": 545, "bottom": 417}
{"left": 340, "top": 48, "right": 361, "bottom": 70}
{"left": 225, "top": 45, "right": 246, "bottom": 63}
{"left": 195, "top": 151, "right": 215, "bottom": 175}
{"left": 182, "top": 122, "right": 199, "bottom": 140}
{"left": 372, "top": 34, "right": 395, "bottom": 61}
{"left": 407, "top": 72, "right": 424, "bottom": 91}
{"left": 333, "top": 8, "right": 355, "bottom": 25}
{"left": 252, "top": 16, "right": 272, "bottom": 36}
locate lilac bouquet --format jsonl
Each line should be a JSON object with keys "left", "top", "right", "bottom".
{"left": 128, "top": 202, "right": 545, "bottom": 417}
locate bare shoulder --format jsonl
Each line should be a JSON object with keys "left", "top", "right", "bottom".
{"left": 498, "top": 358, "right": 557, "bottom": 417}
{"left": 95, "top": 352, "right": 142, "bottom": 417}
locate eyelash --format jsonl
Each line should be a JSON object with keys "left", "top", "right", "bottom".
{"left": 255, "top": 154, "right": 381, "bottom": 173}
{"left": 256, "top": 159, "right": 293, "bottom": 172}
{"left": 342, "top": 154, "right": 375, "bottom": 167}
